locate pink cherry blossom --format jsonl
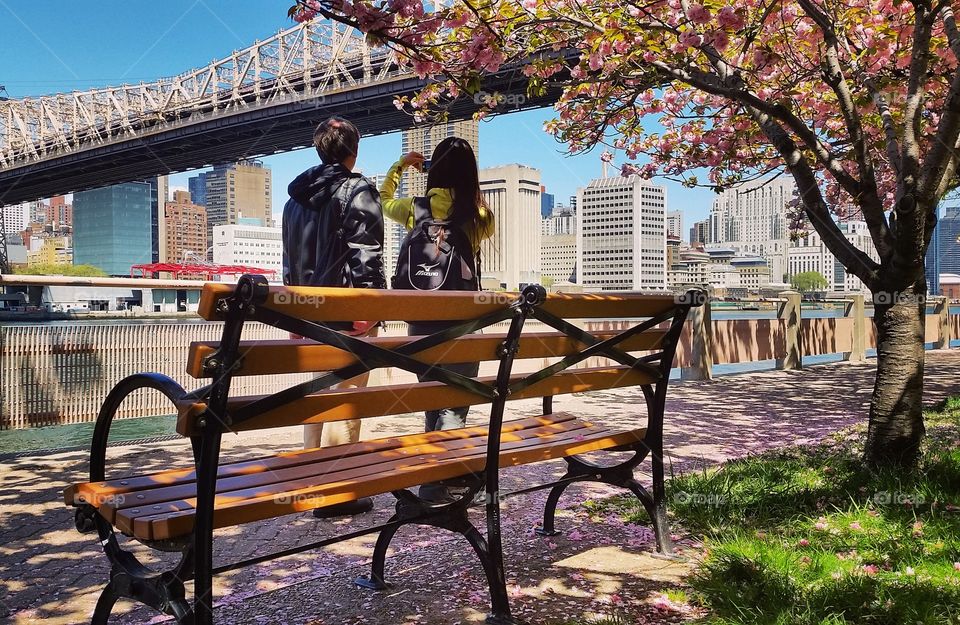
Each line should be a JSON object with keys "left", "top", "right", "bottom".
{"left": 717, "top": 6, "right": 745, "bottom": 30}
{"left": 687, "top": 4, "right": 711, "bottom": 24}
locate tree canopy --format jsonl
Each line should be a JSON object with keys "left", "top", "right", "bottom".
{"left": 290, "top": 0, "right": 960, "bottom": 466}
{"left": 15, "top": 263, "right": 108, "bottom": 277}
{"left": 790, "top": 270, "right": 828, "bottom": 293}
{"left": 293, "top": 0, "right": 960, "bottom": 292}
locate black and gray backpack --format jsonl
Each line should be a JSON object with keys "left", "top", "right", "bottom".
{"left": 392, "top": 197, "right": 480, "bottom": 291}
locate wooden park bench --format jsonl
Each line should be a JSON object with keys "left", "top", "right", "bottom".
{"left": 64, "top": 276, "right": 700, "bottom": 625}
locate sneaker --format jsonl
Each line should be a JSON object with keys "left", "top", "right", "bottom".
{"left": 418, "top": 484, "right": 479, "bottom": 504}
{"left": 417, "top": 483, "right": 455, "bottom": 504}
{"left": 312, "top": 497, "right": 374, "bottom": 518}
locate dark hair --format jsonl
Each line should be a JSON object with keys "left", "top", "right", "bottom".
{"left": 313, "top": 116, "right": 360, "bottom": 165}
{"left": 426, "top": 137, "right": 484, "bottom": 233}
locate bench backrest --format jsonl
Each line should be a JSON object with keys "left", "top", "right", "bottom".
{"left": 176, "top": 277, "right": 701, "bottom": 438}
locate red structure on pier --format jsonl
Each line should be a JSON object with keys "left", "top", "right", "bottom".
{"left": 130, "top": 262, "right": 276, "bottom": 281}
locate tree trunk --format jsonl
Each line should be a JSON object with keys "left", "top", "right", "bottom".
{"left": 865, "top": 283, "right": 926, "bottom": 468}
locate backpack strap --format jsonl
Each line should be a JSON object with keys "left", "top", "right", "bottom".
{"left": 412, "top": 196, "right": 433, "bottom": 225}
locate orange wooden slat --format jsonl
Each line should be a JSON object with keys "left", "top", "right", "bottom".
{"left": 185, "top": 330, "right": 668, "bottom": 378}
{"left": 65, "top": 414, "right": 579, "bottom": 506}
{"left": 119, "top": 423, "right": 645, "bottom": 540}
{"left": 174, "top": 366, "right": 657, "bottom": 436}
{"left": 197, "top": 283, "right": 682, "bottom": 323}
{"left": 100, "top": 419, "right": 594, "bottom": 523}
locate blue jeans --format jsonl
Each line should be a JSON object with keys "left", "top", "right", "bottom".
{"left": 407, "top": 321, "right": 480, "bottom": 432}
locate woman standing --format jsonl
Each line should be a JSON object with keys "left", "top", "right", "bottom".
{"left": 380, "top": 136, "right": 495, "bottom": 501}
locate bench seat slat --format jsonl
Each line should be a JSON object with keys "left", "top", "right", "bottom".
{"left": 175, "top": 366, "right": 657, "bottom": 436}
{"left": 72, "top": 417, "right": 588, "bottom": 520}
{"left": 64, "top": 415, "right": 577, "bottom": 505}
{"left": 186, "top": 330, "right": 668, "bottom": 378}
{"left": 71, "top": 413, "right": 645, "bottom": 541}
{"left": 118, "top": 423, "right": 608, "bottom": 537}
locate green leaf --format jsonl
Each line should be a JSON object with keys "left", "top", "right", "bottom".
{"left": 465, "top": 74, "right": 482, "bottom": 96}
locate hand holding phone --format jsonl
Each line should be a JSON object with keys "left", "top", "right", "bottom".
{"left": 401, "top": 152, "right": 424, "bottom": 170}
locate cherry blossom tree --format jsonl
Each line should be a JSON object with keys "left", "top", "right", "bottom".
{"left": 290, "top": 0, "right": 960, "bottom": 468}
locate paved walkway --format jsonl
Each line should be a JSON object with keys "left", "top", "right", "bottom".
{"left": 2, "top": 352, "right": 959, "bottom": 625}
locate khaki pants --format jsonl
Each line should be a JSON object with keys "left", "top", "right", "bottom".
{"left": 302, "top": 325, "right": 379, "bottom": 449}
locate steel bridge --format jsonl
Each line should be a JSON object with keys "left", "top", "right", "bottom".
{"left": 0, "top": 17, "right": 566, "bottom": 272}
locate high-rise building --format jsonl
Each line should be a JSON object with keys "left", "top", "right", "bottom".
{"left": 151, "top": 177, "right": 168, "bottom": 263}
{"left": 690, "top": 219, "right": 710, "bottom": 245}
{"left": 204, "top": 160, "right": 273, "bottom": 249}
{"left": 165, "top": 190, "right": 208, "bottom": 264}
{"left": 666, "top": 210, "right": 683, "bottom": 239}
{"left": 28, "top": 199, "right": 48, "bottom": 224}
{"left": 478, "top": 164, "right": 542, "bottom": 289}
{"left": 926, "top": 208, "right": 942, "bottom": 295}
{"left": 788, "top": 220, "right": 879, "bottom": 294}
{"left": 931, "top": 206, "right": 960, "bottom": 282}
{"left": 400, "top": 120, "right": 479, "bottom": 198}
{"left": 540, "top": 187, "right": 555, "bottom": 218}
{"left": 666, "top": 234, "right": 682, "bottom": 269}
{"left": 46, "top": 196, "right": 73, "bottom": 226}
{"left": 1, "top": 203, "right": 31, "bottom": 234}
{"left": 73, "top": 182, "right": 154, "bottom": 275}
{"left": 541, "top": 207, "right": 577, "bottom": 236}
{"left": 188, "top": 172, "right": 208, "bottom": 206}
{"left": 212, "top": 224, "right": 283, "bottom": 280}
{"left": 709, "top": 177, "right": 794, "bottom": 282}
{"left": 577, "top": 175, "right": 667, "bottom": 291}
{"left": 541, "top": 233, "right": 577, "bottom": 285}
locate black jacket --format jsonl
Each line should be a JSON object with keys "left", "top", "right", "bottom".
{"left": 282, "top": 163, "right": 386, "bottom": 291}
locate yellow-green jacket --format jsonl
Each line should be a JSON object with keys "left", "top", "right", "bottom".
{"left": 380, "top": 159, "right": 495, "bottom": 251}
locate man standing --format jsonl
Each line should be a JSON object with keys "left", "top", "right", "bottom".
{"left": 282, "top": 116, "right": 386, "bottom": 517}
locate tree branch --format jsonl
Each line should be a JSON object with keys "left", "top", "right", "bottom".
{"left": 920, "top": 10, "right": 960, "bottom": 204}
{"left": 796, "top": 0, "right": 893, "bottom": 258}
{"left": 756, "top": 112, "right": 881, "bottom": 286}
{"left": 943, "top": 4, "right": 960, "bottom": 60}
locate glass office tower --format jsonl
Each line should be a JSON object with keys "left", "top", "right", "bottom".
{"left": 73, "top": 182, "right": 154, "bottom": 275}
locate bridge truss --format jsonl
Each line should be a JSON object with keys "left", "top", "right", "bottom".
{"left": 0, "top": 19, "right": 400, "bottom": 171}
{"left": 0, "top": 16, "right": 559, "bottom": 208}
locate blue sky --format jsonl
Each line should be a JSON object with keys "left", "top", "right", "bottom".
{"left": 0, "top": 0, "right": 716, "bottom": 232}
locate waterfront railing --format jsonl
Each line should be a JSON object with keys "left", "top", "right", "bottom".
{"left": 1, "top": 277, "right": 957, "bottom": 429}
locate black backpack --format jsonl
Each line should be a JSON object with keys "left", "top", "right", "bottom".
{"left": 392, "top": 197, "right": 480, "bottom": 291}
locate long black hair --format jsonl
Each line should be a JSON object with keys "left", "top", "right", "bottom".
{"left": 425, "top": 137, "right": 484, "bottom": 234}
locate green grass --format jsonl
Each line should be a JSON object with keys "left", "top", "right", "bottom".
{"left": 584, "top": 397, "right": 960, "bottom": 625}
